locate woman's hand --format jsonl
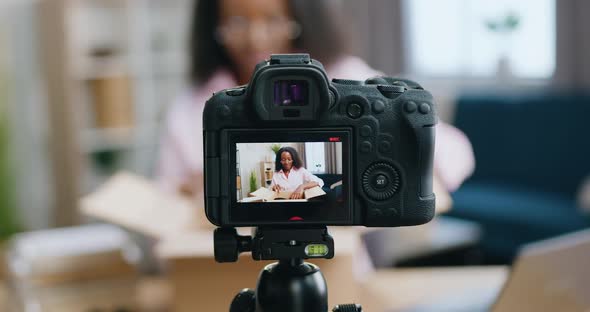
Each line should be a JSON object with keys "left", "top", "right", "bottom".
{"left": 290, "top": 185, "right": 305, "bottom": 199}
{"left": 271, "top": 184, "right": 282, "bottom": 192}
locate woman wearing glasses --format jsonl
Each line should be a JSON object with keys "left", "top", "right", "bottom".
{"left": 269, "top": 147, "right": 324, "bottom": 199}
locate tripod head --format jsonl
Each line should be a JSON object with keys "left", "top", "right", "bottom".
{"left": 213, "top": 227, "right": 361, "bottom": 312}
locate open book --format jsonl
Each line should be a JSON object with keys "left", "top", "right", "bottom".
{"left": 242, "top": 186, "right": 326, "bottom": 202}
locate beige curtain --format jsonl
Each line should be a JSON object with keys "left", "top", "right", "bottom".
{"left": 340, "top": 0, "right": 406, "bottom": 75}
{"left": 294, "top": 143, "right": 306, "bottom": 168}
{"left": 324, "top": 142, "right": 338, "bottom": 174}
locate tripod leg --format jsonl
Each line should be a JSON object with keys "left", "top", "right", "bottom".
{"left": 230, "top": 288, "right": 256, "bottom": 312}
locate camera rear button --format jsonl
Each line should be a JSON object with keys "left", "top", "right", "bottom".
{"left": 360, "top": 125, "right": 373, "bottom": 137}
{"left": 419, "top": 102, "right": 431, "bottom": 114}
{"left": 384, "top": 208, "right": 398, "bottom": 216}
{"left": 373, "top": 174, "right": 389, "bottom": 189}
{"left": 372, "top": 100, "right": 386, "bottom": 114}
{"left": 404, "top": 101, "right": 417, "bottom": 113}
{"left": 360, "top": 141, "right": 373, "bottom": 153}
{"left": 370, "top": 208, "right": 383, "bottom": 217}
{"left": 347, "top": 103, "right": 363, "bottom": 119}
{"left": 379, "top": 140, "right": 392, "bottom": 153}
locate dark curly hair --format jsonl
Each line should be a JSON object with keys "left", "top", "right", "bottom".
{"left": 275, "top": 146, "right": 303, "bottom": 172}
{"left": 190, "top": 0, "right": 350, "bottom": 85}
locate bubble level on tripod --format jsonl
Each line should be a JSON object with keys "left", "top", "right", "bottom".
{"left": 304, "top": 244, "right": 329, "bottom": 257}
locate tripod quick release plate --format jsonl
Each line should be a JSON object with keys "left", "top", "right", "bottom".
{"left": 214, "top": 227, "right": 335, "bottom": 262}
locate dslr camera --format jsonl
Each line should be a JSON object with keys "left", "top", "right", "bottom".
{"left": 203, "top": 54, "right": 437, "bottom": 228}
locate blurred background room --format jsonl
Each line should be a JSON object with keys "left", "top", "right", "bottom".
{"left": 1, "top": 0, "right": 589, "bottom": 311}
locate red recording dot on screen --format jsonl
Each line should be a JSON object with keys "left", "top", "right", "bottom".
{"left": 289, "top": 216, "right": 304, "bottom": 221}
{"left": 329, "top": 137, "right": 341, "bottom": 142}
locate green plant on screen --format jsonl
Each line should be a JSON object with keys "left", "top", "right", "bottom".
{"left": 249, "top": 170, "right": 259, "bottom": 194}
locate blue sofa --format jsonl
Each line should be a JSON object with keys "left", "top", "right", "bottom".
{"left": 315, "top": 173, "right": 343, "bottom": 201}
{"left": 447, "top": 91, "right": 590, "bottom": 263}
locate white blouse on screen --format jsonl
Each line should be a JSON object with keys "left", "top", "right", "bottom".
{"left": 270, "top": 167, "right": 325, "bottom": 192}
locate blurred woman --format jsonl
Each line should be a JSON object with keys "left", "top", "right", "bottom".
{"left": 157, "top": 0, "right": 474, "bottom": 207}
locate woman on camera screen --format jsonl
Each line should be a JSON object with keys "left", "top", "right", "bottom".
{"left": 270, "top": 147, "right": 324, "bottom": 199}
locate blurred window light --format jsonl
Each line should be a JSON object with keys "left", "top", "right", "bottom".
{"left": 404, "top": 0, "right": 556, "bottom": 79}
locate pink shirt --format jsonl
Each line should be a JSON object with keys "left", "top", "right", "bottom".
{"left": 156, "top": 56, "right": 475, "bottom": 201}
{"left": 270, "top": 167, "right": 325, "bottom": 192}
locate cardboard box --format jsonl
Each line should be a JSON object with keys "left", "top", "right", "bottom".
{"left": 81, "top": 173, "right": 365, "bottom": 311}
{"left": 4, "top": 224, "right": 140, "bottom": 311}
{"left": 29, "top": 277, "right": 138, "bottom": 312}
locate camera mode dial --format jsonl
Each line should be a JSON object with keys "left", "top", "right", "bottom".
{"left": 362, "top": 163, "right": 400, "bottom": 200}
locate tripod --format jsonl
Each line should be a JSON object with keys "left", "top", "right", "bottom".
{"left": 214, "top": 227, "right": 362, "bottom": 312}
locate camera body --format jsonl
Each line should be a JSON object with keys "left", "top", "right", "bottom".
{"left": 203, "top": 54, "right": 436, "bottom": 228}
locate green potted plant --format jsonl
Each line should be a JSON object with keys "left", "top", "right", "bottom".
{"left": 249, "top": 170, "right": 259, "bottom": 194}
{"left": 270, "top": 144, "right": 282, "bottom": 155}
{"left": 267, "top": 143, "right": 283, "bottom": 162}
{"left": 485, "top": 11, "right": 521, "bottom": 78}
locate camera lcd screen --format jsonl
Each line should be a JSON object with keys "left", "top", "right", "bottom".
{"left": 228, "top": 130, "right": 352, "bottom": 225}
{"left": 274, "top": 80, "right": 308, "bottom": 106}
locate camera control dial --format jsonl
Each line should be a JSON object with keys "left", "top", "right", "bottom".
{"left": 362, "top": 163, "right": 400, "bottom": 200}
{"left": 331, "top": 78, "right": 363, "bottom": 85}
